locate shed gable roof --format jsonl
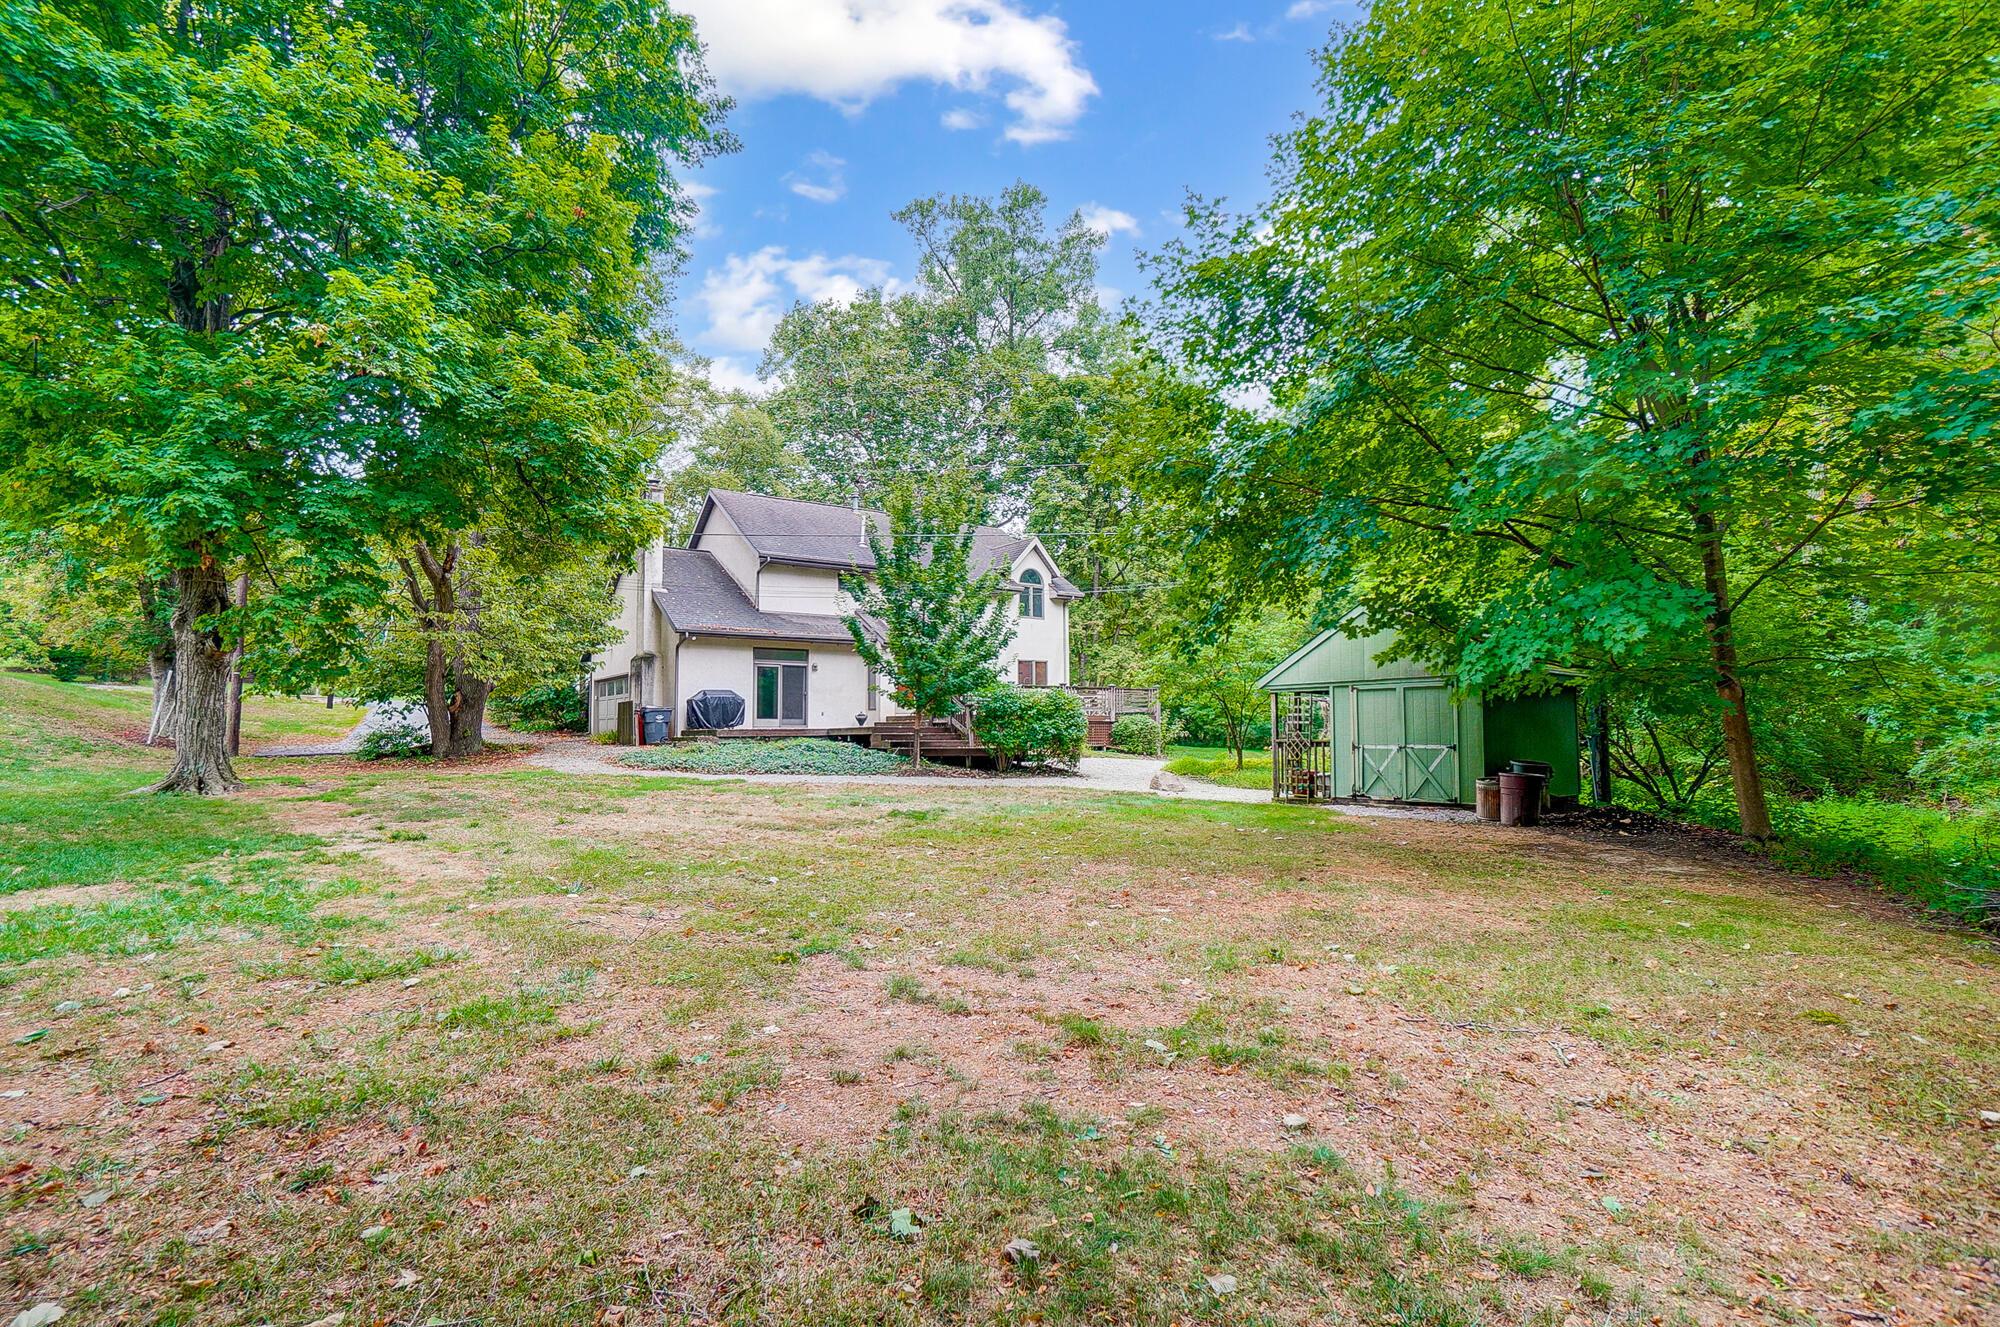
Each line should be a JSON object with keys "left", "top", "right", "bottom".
{"left": 1258, "top": 615, "right": 1446, "bottom": 691}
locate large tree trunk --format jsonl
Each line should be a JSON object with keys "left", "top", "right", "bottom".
{"left": 225, "top": 572, "right": 248, "bottom": 756}
{"left": 404, "top": 539, "right": 489, "bottom": 759}
{"left": 421, "top": 635, "right": 452, "bottom": 759}
{"left": 445, "top": 663, "right": 490, "bottom": 757}
{"left": 1695, "top": 514, "right": 1773, "bottom": 840}
{"left": 145, "top": 650, "right": 175, "bottom": 746}
{"left": 138, "top": 577, "right": 176, "bottom": 746}
{"left": 446, "top": 542, "right": 488, "bottom": 757}
{"left": 152, "top": 553, "right": 243, "bottom": 794}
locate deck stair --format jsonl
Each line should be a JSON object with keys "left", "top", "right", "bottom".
{"left": 867, "top": 714, "right": 988, "bottom": 763}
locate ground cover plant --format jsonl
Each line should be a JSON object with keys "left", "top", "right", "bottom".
{"left": 354, "top": 717, "right": 435, "bottom": 762}
{"left": 1690, "top": 792, "right": 2000, "bottom": 925}
{"left": 618, "top": 736, "right": 912, "bottom": 776}
{"left": 0, "top": 677, "right": 1995, "bottom": 1327}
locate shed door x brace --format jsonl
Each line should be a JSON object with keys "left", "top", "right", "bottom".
{"left": 1351, "top": 683, "right": 1459, "bottom": 803}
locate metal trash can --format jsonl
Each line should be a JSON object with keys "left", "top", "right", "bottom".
{"left": 1498, "top": 771, "right": 1545, "bottom": 826}
{"left": 1475, "top": 777, "right": 1501, "bottom": 822}
{"left": 1507, "top": 759, "right": 1555, "bottom": 813}
{"left": 637, "top": 706, "right": 672, "bottom": 745}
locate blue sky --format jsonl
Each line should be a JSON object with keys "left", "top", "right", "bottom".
{"left": 668, "top": 0, "right": 1363, "bottom": 392}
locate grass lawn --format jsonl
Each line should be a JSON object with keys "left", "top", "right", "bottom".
{"left": 0, "top": 674, "right": 363, "bottom": 749}
{"left": 1, "top": 674, "right": 1996, "bottom": 1326}
{"left": 1166, "top": 747, "right": 1274, "bottom": 791}
{"left": 238, "top": 692, "right": 365, "bottom": 746}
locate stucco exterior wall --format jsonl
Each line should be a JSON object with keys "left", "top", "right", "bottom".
{"left": 674, "top": 636, "right": 877, "bottom": 732}
{"left": 584, "top": 571, "right": 644, "bottom": 733}
{"left": 996, "top": 543, "right": 1070, "bottom": 686}
{"left": 757, "top": 563, "right": 855, "bottom": 616}
{"left": 692, "top": 502, "right": 760, "bottom": 596}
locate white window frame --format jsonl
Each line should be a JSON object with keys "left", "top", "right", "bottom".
{"left": 1018, "top": 568, "right": 1045, "bottom": 619}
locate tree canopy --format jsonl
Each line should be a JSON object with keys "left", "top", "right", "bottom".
{"left": 0, "top": 0, "right": 729, "bottom": 786}
{"left": 1136, "top": 0, "right": 2000, "bottom": 836}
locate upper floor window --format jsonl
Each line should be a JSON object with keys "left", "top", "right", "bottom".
{"left": 1018, "top": 568, "right": 1045, "bottom": 619}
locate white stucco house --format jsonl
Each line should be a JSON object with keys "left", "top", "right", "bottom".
{"left": 586, "top": 489, "right": 1080, "bottom": 738}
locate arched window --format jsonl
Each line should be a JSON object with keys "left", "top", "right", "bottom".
{"left": 1018, "top": 568, "right": 1045, "bottom": 619}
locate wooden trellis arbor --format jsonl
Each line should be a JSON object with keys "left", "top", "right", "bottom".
{"left": 1271, "top": 691, "right": 1331, "bottom": 802}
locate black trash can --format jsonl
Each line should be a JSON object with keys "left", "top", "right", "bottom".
{"left": 637, "top": 706, "right": 672, "bottom": 745}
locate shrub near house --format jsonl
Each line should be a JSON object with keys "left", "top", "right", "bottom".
{"left": 1110, "top": 714, "right": 1165, "bottom": 755}
{"left": 971, "top": 686, "right": 1086, "bottom": 770}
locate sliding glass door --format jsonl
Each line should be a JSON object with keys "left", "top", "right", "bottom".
{"left": 753, "top": 649, "right": 809, "bottom": 727}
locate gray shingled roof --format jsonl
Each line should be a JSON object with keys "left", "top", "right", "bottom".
{"left": 702, "top": 490, "right": 885, "bottom": 570}
{"left": 650, "top": 549, "right": 856, "bottom": 644}
{"left": 698, "top": 489, "right": 1082, "bottom": 596}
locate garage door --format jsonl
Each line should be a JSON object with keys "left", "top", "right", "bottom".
{"left": 1351, "top": 683, "right": 1458, "bottom": 802}
{"left": 592, "top": 675, "right": 629, "bottom": 734}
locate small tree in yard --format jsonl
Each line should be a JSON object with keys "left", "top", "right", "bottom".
{"left": 1157, "top": 610, "right": 1302, "bottom": 769}
{"left": 842, "top": 489, "right": 1012, "bottom": 766}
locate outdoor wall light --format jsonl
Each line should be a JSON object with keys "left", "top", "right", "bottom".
{"left": 855, "top": 713, "right": 868, "bottom": 726}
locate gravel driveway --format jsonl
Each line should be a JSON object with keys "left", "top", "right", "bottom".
{"left": 522, "top": 741, "right": 1473, "bottom": 820}
{"left": 524, "top": 740, "right": 1267, "bottom": 802}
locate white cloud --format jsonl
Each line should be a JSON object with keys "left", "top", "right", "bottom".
{"left": 676, "top": 0, "right": 1097, "bottom": 145}
{"left": 695, "top": 246, "right": 901, "bottom": 352}
{"left": 703, "top": 356, "right": 770, "bottom": 397}
{"left": 1214, "top": 22, "right": 1255, "bottom": 42}
{"left": 1078, "top": 204, "right": 1139, "bottom": 239}
{"left": 1285, "top": 1, "right": 1335, "bottom": 18}
{"left": 680, "top": 178, "right": 720, "bottom": 239}
{"left": 784, "top": 150, "right": 847, "bottom": 204}
{"left": 940, "top": 107, "right": 985, "bottom": 131}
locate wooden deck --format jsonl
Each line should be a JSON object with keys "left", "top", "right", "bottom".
{"left": 670, "top": 684, "right": 1163, "bottom": 761}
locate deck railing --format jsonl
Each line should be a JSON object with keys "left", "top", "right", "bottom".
{"left": 1060, "top": 685, "right": 1160, "bottom": 721}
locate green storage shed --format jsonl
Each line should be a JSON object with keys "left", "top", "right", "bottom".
{"left": 1258, "top": 619, "right": 1581, "bottom": 807}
